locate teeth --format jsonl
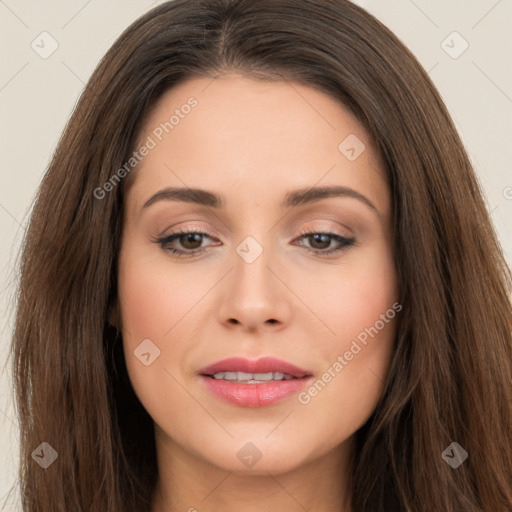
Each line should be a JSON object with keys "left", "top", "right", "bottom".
{"left": 238, "top": 371, "right": 257, "bottom": 381}
{"left": 252, "top": 372, "right": 273, "bottom": 381}
{"left": 211, "top": 371, "right": 295, "bottom": 382}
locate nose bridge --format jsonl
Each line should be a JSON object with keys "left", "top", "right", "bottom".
{"left": 217, "top": 230, "right": 291, "bottom": 330}
{"left": 231, "top": 203, "right": 277, "bottom": 283}
{"left": 232, "top": 232, "right": 277, "bottom": 301}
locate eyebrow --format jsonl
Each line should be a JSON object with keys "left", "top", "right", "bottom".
{"left": 142, "top": 185, "right": 379, "bottom": 215}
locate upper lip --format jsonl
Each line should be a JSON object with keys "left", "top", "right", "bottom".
{"left": 199, "top": 356, "right": 313, "bottom": 378}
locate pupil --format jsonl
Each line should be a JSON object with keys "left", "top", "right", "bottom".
{"left": 310, "top": 234, "right": 329, "bottom": 249}
{"left": 182, "top": 233, "right": 202, "bottom": 249}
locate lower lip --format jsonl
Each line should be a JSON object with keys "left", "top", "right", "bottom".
{"left": 200, "top": 375, "right": 312, "bottom": 407}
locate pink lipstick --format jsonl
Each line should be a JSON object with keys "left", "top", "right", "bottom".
{"left": 198, "top": 356, "right": 314, "bottom": 407}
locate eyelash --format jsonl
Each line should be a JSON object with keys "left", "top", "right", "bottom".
{"left": 153, "top": 227, "right": 356, "bottom": 258}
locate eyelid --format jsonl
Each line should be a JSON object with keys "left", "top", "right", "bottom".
{"left": 158, "top": 221, "right": 351, "bottom": 242}
{"left": 158, "top": 223, "right": 221, "bottom": 239}
{"left": 295, "top": 221, "right": 353, "bottom": 238}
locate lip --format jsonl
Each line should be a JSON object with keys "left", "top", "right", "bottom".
{"left": 198, "top": 356, "right": 314, "bottom": 408}
{"left": 198, "top": 356, "right": 312, "bottom": 378}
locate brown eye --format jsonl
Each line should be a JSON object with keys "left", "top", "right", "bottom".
{"left": 178, "top": 233, "right": 204, "bottom": 250}
{"left": 294, "top": 230, "right": 356, "bottom": 256}
{"left": 307, "top": 233, "right": 332, "bottom": 250}
{"left": 154, "top": 229, "right": 217, "bottom": 257}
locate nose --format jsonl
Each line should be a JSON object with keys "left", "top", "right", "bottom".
{"left": 216, "top": 240, "right": 292, "bottom": 333}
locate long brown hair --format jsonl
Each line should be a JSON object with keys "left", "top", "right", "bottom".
{"left": 10, "top": 0, "right": 512, "bottom": 510}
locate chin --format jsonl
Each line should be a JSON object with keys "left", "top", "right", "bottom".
{"left": 195, "top": 436, "right": 318, "bottom": 475}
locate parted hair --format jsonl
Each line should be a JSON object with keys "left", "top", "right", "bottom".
{"left": 11, "top": 0, "right": 512, "bottom": 511}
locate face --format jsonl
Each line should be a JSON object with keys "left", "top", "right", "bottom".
{"left": 116, "top": 74, "right": 399, "bottom": 475}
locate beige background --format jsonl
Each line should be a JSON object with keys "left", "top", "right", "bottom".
{"left": 1, "top": 0, "right": 511, "bottom": 509}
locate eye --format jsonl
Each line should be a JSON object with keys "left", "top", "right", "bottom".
{"left": 153, "top": 227, "right": 356, "bottom": 258}
{"left": 153, "top": 227, "right": 219, "bottom": 258}
{"left": 293, "top": 229, "right": 356, "bottom": 256}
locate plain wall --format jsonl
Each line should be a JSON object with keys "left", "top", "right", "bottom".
{"left": 1, "top": 0, "right": 511, "bottom": 509}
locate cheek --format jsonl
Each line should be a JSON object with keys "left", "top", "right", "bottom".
{"left": 295, "top": 313, "right": 397, "bottom": 455}
{"left": 116, "top": 247, "right": 191, "bottom": 400}
{"left": 301, "top": 238, "right": 398, "bottom": 346}
{"left": 295, "top": 243, "right": 398, "bottom": 437}
{"left": 117, "top": 247, "right": 200, "bottom": 343}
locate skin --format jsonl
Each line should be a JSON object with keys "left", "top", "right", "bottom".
{"left": 115, "top": 73, "right": 399, "bottom": 512}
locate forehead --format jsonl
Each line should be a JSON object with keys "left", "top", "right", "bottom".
{"left": 125, "top": 74, "right": 389, "bottom": 216}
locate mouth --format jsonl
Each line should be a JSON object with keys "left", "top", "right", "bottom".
{"left": 205, "top": 371, "right": 298, "bottom": 383}
{"left": 198, "top": 356, "right": 314, "bottom": 407}
{"left": 198, "top": 355, "right": 312, "bottom": 378}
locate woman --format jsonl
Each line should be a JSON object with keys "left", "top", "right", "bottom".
{"left": 11, "top": 0, "right": 512, "bottom": 511}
